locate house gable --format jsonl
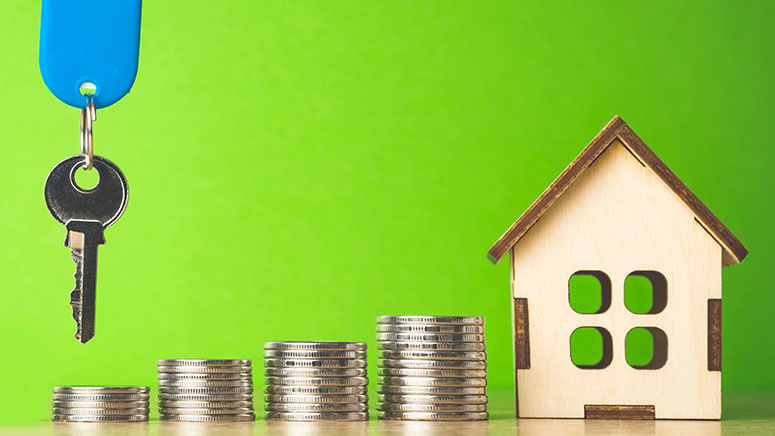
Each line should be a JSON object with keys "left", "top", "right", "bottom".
{"left": 488, "top": 116, "right": 747, "bottom": 267}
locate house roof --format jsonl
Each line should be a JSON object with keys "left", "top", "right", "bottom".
{"left": 487, "top": 116, "right": 748, "bottom": 266}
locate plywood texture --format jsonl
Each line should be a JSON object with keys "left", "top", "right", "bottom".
{"left": 510, "top": 140, "right": 723, "bottom": 419}
{"left": 585, "top": 404, "right": 656, "bottom": 420}
{"left": 488, "top": 116, "right": 747, "bottom": 266}
{"left": 708, "top": 299, "right": 722, "bottom": 371}
{"left": 513, "top": 297, "right": 530, "bottom": 370}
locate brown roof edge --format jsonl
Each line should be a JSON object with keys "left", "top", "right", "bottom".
{"left": 617, "top": 125, "right": 748, "bottom": 264}
{"left": 487, "top": 116, "right": 627, "bottom": 264}
{"left": 487, "top": 116, "right": 747, "bottom": 265}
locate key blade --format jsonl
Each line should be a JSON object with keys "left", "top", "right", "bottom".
{"left": 65, "top": 221, "right": 105, "bottom": 344}
{"left": 68, "top": 234, "right": 86, "bottom": 343}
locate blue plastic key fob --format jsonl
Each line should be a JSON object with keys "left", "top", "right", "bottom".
{"left": 39, "top": 0, "right": 142, "bottom": 109}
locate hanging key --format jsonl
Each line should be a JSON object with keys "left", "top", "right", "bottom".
{"left": 39, "top": 2, "right": 140, "bottom": 343}
{"left": 44, "top": 154, "right": 128, "bottom": 343}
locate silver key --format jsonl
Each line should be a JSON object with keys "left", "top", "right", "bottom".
{"left": 45, "top": 155, "right": 128, "bottom": 343}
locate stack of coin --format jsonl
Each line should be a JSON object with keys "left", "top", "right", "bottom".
{"left": 52, "top": 386, "right": 150, "bottom": 422}
{"left": 376, "top": 316, "right": 488, "bottom": 421}
{"left": 157, "top": 359, "right": 255, "bottom": 421}
{"left": 263, "top": 341, "right": 369, "bottom": 421}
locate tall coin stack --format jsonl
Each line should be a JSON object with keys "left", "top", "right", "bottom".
{"left": 52, "top": 386, "right": 150, "bottom": 422}
{"left": 376, "top": 316, "right": 489, "bottom": 421}
{"left": 263, "top": 341, "right": 369, "bottom": 421}
{"left": 157, "top": 359, "right": 255, "bottom": 421}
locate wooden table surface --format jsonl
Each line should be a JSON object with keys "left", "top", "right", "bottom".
{"left": 2, "top": 389, "right": 773, "bottom": 435}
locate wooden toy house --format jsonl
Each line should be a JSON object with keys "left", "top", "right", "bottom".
{"left": 487, "top": 116, "right": 747, "bottom": 420}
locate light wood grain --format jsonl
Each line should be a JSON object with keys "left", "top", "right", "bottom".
{"left": 488, "top": 115, "right": 747, "bottom": 265}
{"left": 510, "top": 140, "right": 722, "bottom": 419}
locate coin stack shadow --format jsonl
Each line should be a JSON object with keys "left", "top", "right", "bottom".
{"left": 157, "top": 359, "right": 255, "bottom": 421}
{"left": 376, "top": 316, "right": 489, "bottom": 421}
{"left": 52, "top": 386, "right": 150, "bottom": 422}
{"left": 263, "top": 341, "right": 369, "bottom": 421}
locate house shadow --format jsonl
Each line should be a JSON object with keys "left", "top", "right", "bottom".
{"left": 517, "top": 418, "right": 721, "bottom": 435}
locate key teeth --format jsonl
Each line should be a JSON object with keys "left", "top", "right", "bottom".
{"left": 70, "top": 248, "right": 84, "bottom": 343}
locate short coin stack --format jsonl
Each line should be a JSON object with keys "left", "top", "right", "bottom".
{"left": 376, "top": 316, "right": 489, "bottom": 421}
{"left": 263, "top": 341, "right": 369, "bottom": 421}
{"left": 52, "top": 386, "right": 150, "bottom": 422}
{"left": 157, "top": 359, "right": 255, "bottom": 421}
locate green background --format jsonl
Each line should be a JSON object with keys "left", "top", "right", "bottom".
{"left": 0, "top": 0, "right": 772, "bottom": 424}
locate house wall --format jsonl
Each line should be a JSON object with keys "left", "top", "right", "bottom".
{"left": 511, "top": 139, "right": 722, "bottom": 419}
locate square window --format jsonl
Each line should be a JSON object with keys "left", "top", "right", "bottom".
{"left": 624, "top": 271, "right": 667, "bottom": 314}
{"left": 569, "top": 271, "right": 611, "bottom": 314}
{"left": 570, "top": 327, "right": 613, "bottom": 369}
{"left": 625, "top": 327, "right": 668, "bottom": 369}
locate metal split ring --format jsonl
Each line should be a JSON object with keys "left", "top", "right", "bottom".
{"left": 79, "top": 94, "right": 97, "bottom": 170}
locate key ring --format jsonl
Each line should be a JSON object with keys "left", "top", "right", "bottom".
{"left": 79, "top": 94, "right": 97, "bottom": 170}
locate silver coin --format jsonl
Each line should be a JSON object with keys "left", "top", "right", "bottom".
{"left": 160, "top": 413, "right": 255, "bottom": 422}
{"left": 264, "top": 342, "right": 367, "bottom": 351}
{"left": 378, "top": 368, "right": 487, "bottom": 378}
{"left": 265, "top": 376, "right": 369, "bottom": 387}
{"left": 377, "top": 324, "right": 484, "bottom": 334}
{"left": 158, "top": 359, "right": 251, "bottom": 367}
{"left": 159, "top": 400, "right": 253, "bottom": 409}
{"left": 157, "top": 365, "right": 252, "bottom": 374}
{"left": 378, "top": 394, "right": 488, "bottom": 404}
{"left": 378, "top": 377, "right": 487, "bottom": 387}
{"left": 265, "top": 411, "right": 368, "bottom": 421}
{"left": 52, "top": 400, "right": 150, "bottom": 409}
{"left": 264, "top": 358, "right": 367, "bottom": 369}
{"left": 159, "top": 407, "right": 254, "bottom": 415}
{"left": 264, "top": 349, "right": 368, "bottom": 359}
{"left": 378, "top": 341, "right": 486, "bottom": 352}
{"left": 158, "top": 393, "right": 253, "bottom": 401}
{"left": 378, "top": 411, "right": 488, "bottom": 421}
{"left": 265, "top": 385, "right": 368, "bottom": 396}
{"left": 53, "top": 407, "right": 150, "bottom": 416}
{"left": 377, "top": 385, "right": 485, "bottom": 396}
{"left": 376, "top": 316, "right": 484, "bottom": 325}
{"left": 264, "top": 394, "right": 368, "bottom": 404}
{"left": 158, "top": 380, "right": 253, "bottom": 388}
{"left": 159, "top": 386, "right": 253, "bottom": 394}
{"left": 53, "top": 414, "right": 149, "bottom": 422}
{"left": 52, "top": 393, "right": 150, "bottom": 402}
{"left": 53, "top": 387, "right": 149, "bottom": 394}
{"left": 158, "top": 372, "right": 252, "bottom": 380}
{"left": 378, "top": 403, "right": 487, "bottom": 413}
{"left": 377, "top": 333, "right": 484, "bottom": 343}
{"left": 379, "top": 350, "right": 487, "bottom": 361}
{"left": 264, "top": 367, "right": 367, "bottom": 378}
{"left": 380, "top": 359, "right": 486, "bottom": 370}
{"left": 265, "top": 403, "right": 368, "bottom": 413}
